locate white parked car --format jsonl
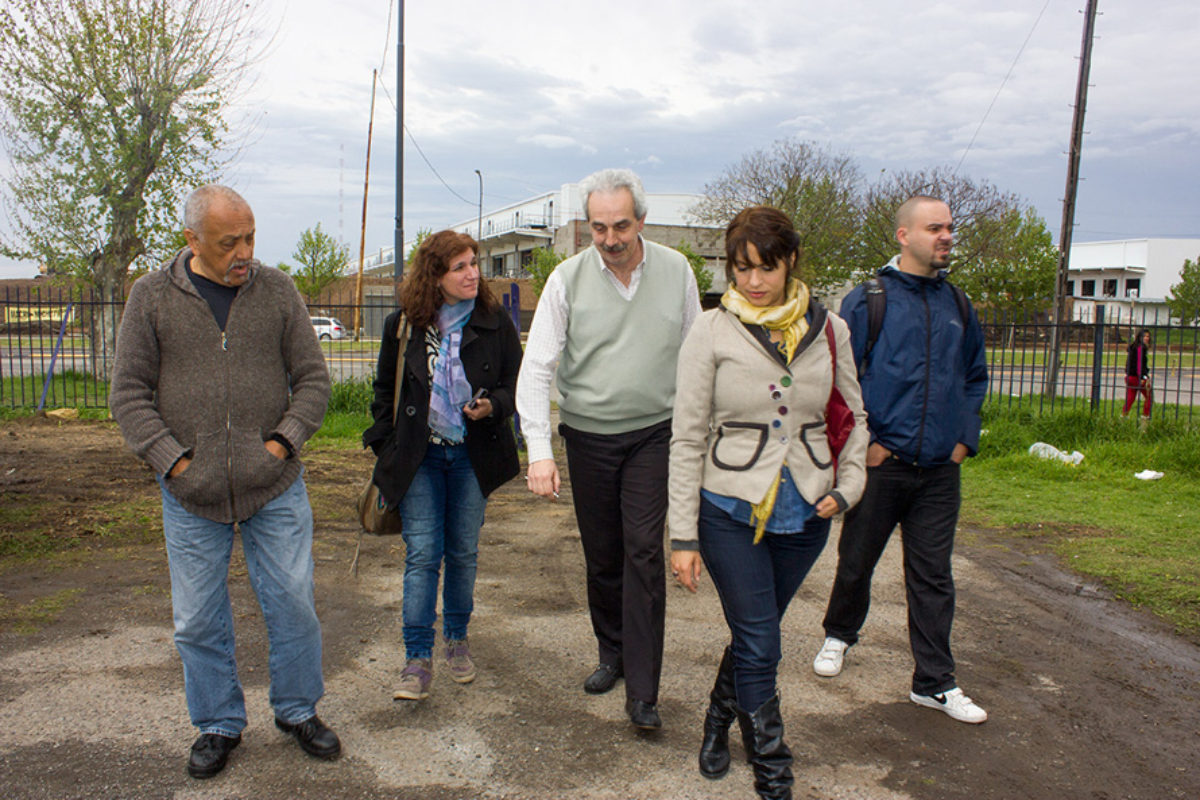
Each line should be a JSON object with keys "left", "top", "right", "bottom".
{"left": 311, "top": 316, "right": 349, "bottom": 341}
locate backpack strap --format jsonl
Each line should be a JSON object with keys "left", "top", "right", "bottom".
{"left": 861, "top": 276, "right": 971, "bottom": 366}
{"left": 863, "top": 277, "right": 887, "bottom": 365}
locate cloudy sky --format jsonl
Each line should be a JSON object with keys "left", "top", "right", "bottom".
{"left": 2, "top": 0, "right": 1198, "bottom": 278}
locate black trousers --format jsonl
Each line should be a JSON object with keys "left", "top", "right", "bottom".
{"left": 821, "top": 459, "right": 961, "bottom": 695}
{"left": 560, "top": 419, "right": 669, "bottom": 704}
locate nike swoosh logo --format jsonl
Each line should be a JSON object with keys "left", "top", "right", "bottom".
{"left": 932, "top": 694, "right": 947, "bottom": 705}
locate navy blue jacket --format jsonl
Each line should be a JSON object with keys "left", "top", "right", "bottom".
{"left": 839, "top": 262, "right": 987, "bottom": 467}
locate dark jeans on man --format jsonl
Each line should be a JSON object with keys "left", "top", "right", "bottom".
{"left": 560, "top": 419, "right": 670, "bottom": 705}
{"left": 699, "top": 498, "right": 830, "bottom": 711}
{"left": 822, "top": 460, "right": 961, "bottom": 696}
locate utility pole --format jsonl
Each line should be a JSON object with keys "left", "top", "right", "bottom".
{"left": 394, "top": 0, "right": 405, "bottom": 281}
{"left": 1047, "top": 0, "right": 1099, "bottom": 401}
{"left": 353, "top": 69, "right": 378, "bottom": 341}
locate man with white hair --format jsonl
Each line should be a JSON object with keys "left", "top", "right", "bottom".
{"left": 517, "top": 168, "right": 701, "bottom": 731}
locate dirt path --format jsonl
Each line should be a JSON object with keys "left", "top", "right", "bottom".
{"left": 1, "top": 418, "right": 1197, "bottom": 799}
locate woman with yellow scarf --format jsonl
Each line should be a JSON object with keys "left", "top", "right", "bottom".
{"left": 668, "top": 206, "right": 868, "bottom": 800}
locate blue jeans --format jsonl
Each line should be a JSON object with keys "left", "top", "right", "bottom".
{"left": 158, "top": 474, "right": 324, "bottom": 737}
{"left": 399, "top": 443, "right": 487, "bottom": 659}
{"left": 699, "top": 497, "right": 830, "bottom": 711}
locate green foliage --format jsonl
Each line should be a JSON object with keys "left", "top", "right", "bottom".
{"left": 0, "top": 0, "right": 259, "bottom": 286}
{"left": 1166, "top": 255, "right": 1200, "bottom": 324}
{"left": 527, "top": 246, "right": 565, "bottom": 297}
{"left": 327, "top": 377, "right": 374, "bottom": 415}
{"left": 675, "top": 241, "right": 713, "bottom": 297}
{"left": 693, "top": 141, "right": 1054, "bottom": 298}
{"left": 691, "top": 139, "right": 861, "bottom": 293}
{"left": 937, "top": 207, "right": 1055, "bottom": 314}
{"left": 405, "top": 228, "right": 433, "bottom": 266}
{"left": 291, "top": 223, "right": 349, "bottom": 301}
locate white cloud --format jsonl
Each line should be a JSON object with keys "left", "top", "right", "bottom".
{"left": 2, "top": 0, "right": 1198, "bottom": 279}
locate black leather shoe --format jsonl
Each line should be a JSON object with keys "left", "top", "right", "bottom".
{"left": 275, "top": 715, "right": 341, "bottom": 760}
{"left": 187, "top": 732, "right": 240, "bottom": 779}
{"left": 626, "top": 698, "right": 662, "bottom": 731}
{"left": 583, "top": 663, "right": 622, "bottom": 695}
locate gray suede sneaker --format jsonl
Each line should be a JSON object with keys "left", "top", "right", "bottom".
{"left": 393, "top": 658, "right": 432, "bottom": 700}
{"left": 445, "top": 638, "right": 476, "bottom": 684}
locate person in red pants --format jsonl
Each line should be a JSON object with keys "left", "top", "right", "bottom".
{"left": 1123, "top": 329, "right": 1153, "bottom": 419}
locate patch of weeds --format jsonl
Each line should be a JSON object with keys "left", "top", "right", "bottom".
{"left": 1, "top": 588, "right": 84, "bottom": 634}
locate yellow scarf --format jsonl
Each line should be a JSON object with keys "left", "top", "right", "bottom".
{"left": 720, "top": 277, "right": 811, "bottom": 543}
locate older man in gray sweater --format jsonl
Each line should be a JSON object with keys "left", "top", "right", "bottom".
{"left": 110, "top": 185, "right": 338, "bottom": 779}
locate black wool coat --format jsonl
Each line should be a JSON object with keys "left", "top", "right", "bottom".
{"left": 363, "top": 304, "right": 523, "bottom": 506}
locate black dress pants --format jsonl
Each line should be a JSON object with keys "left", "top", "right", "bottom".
{"left": 560, "top": 419, "right": 669, "bottom": 705}
{"left": 821, "top": 459, "right": 961, "bottom": 695}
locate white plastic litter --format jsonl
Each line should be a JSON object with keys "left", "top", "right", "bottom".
{"left": 1134, "top": 470, "right": 1164, "bottom": 481}
{"left": 1028, "top": 442, "right": 1084, "bottom": 465}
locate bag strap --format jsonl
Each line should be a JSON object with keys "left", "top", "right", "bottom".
{"left": 354, "top": 313, "right": 410, "bottom": 579}
{"left": 824, "top": 316, "right": 837, "bottom": 388}
{"left": 390, "top": 314, "right": 409, "bottom": 424}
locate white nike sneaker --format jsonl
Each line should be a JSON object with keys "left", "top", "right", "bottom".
{"left": 909, "top": 687, "right": 988, "bottom": 724}
{"left": 812, "top": 637, "right": 849, "bottom": 677}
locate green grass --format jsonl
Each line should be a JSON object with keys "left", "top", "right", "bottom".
{"left": 0, "top": 588, "right": 84, "bottom": 634}
{"left": 963, "top": 402, "right": 1200, "bottom": 637}
{"left": 0, "top": 370, "right": 109, "bottom": 413}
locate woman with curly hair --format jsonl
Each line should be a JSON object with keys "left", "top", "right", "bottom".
{"left": 363, "top": 230, "right": 522, "bottom": 701}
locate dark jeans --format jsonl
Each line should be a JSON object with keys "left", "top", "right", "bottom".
{"left": 560, "top": 420, "right": 670, "bottom": 704}
{"left": 699, "top": 498, "right": 830, "bottom": 711}
{"left": 822, "top": 459, "right": 961, "bottom": 695}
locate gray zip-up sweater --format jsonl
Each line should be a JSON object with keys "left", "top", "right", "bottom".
{"left": 111, "top": 249, "right": 330, "bottom": 523}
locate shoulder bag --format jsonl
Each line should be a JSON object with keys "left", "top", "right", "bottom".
{"left": 823, "top": 316, "right": 855, "bottom": 469}
{"left": 355, "top": 315, "right": 409, "bottom": 536}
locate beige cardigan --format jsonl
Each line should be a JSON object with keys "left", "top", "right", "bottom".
{"left": 668, "top": 304, "right": 868, "bottom": 545}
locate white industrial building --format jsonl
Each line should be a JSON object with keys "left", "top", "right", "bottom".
{"left": 1068, "top": 238, "right": 1200, "bottom": 325}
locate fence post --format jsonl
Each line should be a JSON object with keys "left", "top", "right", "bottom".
{"left": 1090, "top": 304, "right": 1105, "bottom": 409}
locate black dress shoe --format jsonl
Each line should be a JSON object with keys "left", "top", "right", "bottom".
{"left": 187, "top": 732, "right": 240, "bottom": 779}
{"left": 626, "top": 698, "right": 662, "bottom": 731}
{"left": 583, "top": 663, "right": 622, "bottom": 695}
{"left": 275, "top": 715, "right": 341, "bottom": 759}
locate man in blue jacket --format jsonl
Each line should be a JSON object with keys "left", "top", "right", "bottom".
{"left": 812, "top": 195, "right": 990, "bottom": 724}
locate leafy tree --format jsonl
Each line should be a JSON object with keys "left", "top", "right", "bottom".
{"left": 857, "top": 166, "right": 1034, "bottom": 280}
{"left": 675, "top": 241, "right": 713, "bottom": 297}
{"left": 291, "top": 224, "right": 349, "bottom": 301}
{"left": 950, "top": 206, "right": 1057, "bottom": 317}
{"left": 691, "top": 138, "right": 862, "bottom": 293}
{"left": 405, "top": 228, "right": 432, "bottom": 266}
{"left": 1167, "top": 255, "right": 1200, "bottom": 324}
{"left": 0, "top": 0, "right": 259, "bottom": 377}
{"left": 527, "top": 246, "right": 565, "bottom": 297}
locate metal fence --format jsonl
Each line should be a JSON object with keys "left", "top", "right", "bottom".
{"left": 979, "top": 305, "right": 1198, "bottom": 422}
{"left": 2, "top": 285, "right": 1197, "bottom": 420}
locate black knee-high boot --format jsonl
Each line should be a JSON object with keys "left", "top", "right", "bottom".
{"left": 698, "top": 646, "right": 737, "bottom": 778}
{"left": 736, "top": 693, "right": 793, "bottom": 800}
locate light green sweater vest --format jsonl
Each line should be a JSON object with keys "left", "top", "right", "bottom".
{"left": 556, "top": 240, "right": 692, "bottom": 435}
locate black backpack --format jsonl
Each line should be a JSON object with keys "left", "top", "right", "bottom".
{"left": 861, "top": 276, "right": 972, "bottom": 365}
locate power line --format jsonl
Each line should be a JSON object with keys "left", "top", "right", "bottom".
{"left": 373, "top": 60, "right": 474, "bottom": 208}
{"left": 404, "top": 123, "right": 476, "bottom": 206}
{"left": 954, "top": 0, "right": 1052, "bottom": 174}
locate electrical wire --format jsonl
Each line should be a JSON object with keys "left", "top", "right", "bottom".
{"left": 954, "top": 0, "right": 1052, "bottom": 174}
{"left": 373, "top": 44, "right": 475, "bottom": 208}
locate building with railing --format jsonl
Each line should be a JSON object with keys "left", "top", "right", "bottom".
{"left": 358, "top": 183, "right": 727, "bottom": 290}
